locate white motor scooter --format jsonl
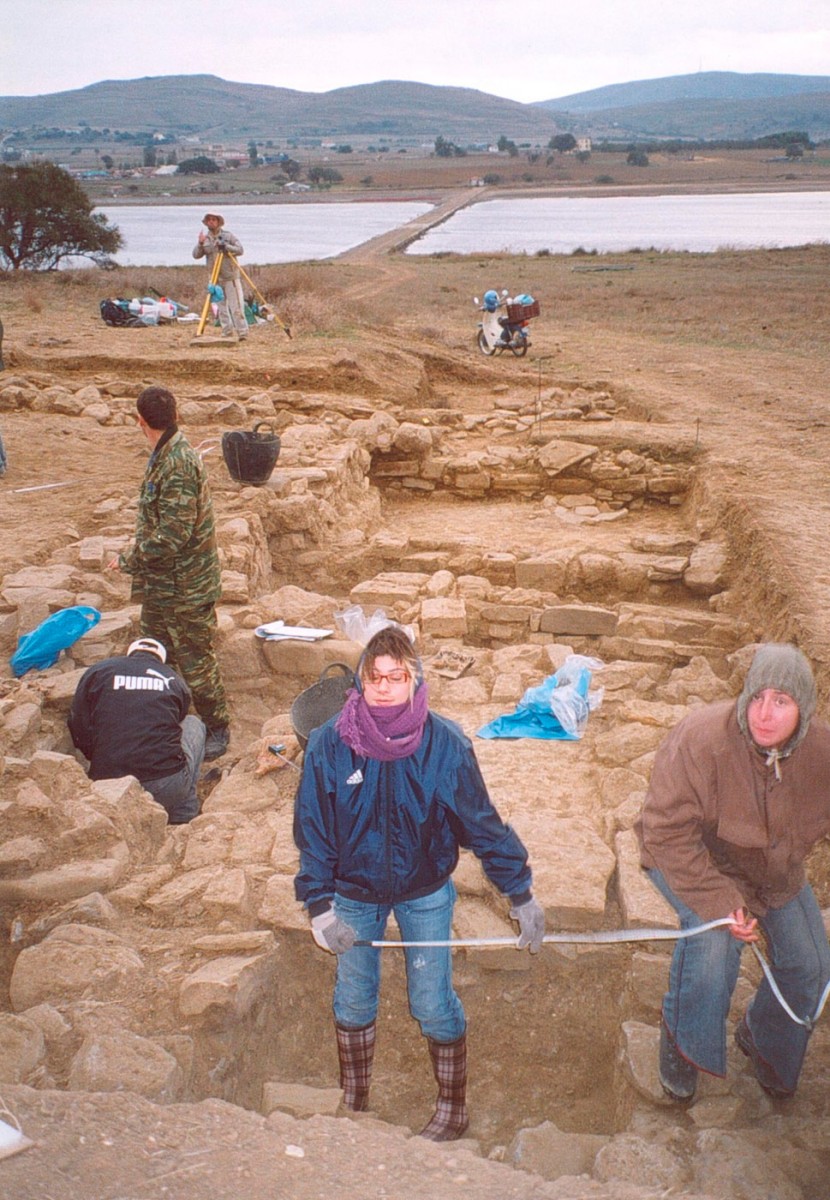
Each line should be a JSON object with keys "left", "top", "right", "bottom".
{"left": 474, "top": 288, "right": 540, "bottom": 357}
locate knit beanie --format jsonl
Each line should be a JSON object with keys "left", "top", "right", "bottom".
{"left": 736, "top": 643, "right": 816, "bottom": 753}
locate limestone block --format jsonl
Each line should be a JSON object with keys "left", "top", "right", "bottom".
{"left": 0, "top": 1013, "right": 47, "bottom": 1083}
{"left": 268, "top": 809, "right": 299, "bottom": 873}
{"left": 3, "top": 702, "right": 41, "bottom": 745}
{"left": 77, "top": 536, "right": 105, "bottom": 569}
{"left": 628, "top": 950, "right": 670, "bottom": 1013}
{"left": 0, "top": 844, "right": 130, "bottom": 905}
{"left": 89, "top": 776, "right": 168, "bottom": 861}
{"left": 593, "top": 723, "right": 668, "bottom": 767}
{"left": 201, "top": 767, "right": 289, "bottom": 816}
{"left": 181, "top": 813, "right": 243, "bottom": 870}
{"left": 514, "top": 815, "right": 615, "bottom": 927}
{"left": 218, "top": 628, "right": 271, "bottom": 687}
{"left": 231, "top": 815, "right": 278, "bottom": 866}
{"left": 657, "top": 656, "right": 730, "bottom": 705}
{"left": 178, "top": 950, "right": 277, "bottom": 1019}
{"left": 420, "top": 596, "right": 467, "bottom": 638}
{"left": 2, "top": 563, "right": 80, "bottom": 592}
{"left": 514, "top": 553, "right": 569, "bottom": 592}
{"left": 536, "top": 438, "right": 598, "bottom": 476}
{"left": 23, "top": 750, "right": 92, "bottom": 802}
{"left": 0, "top": 836, "right": 48, "bottom": 875}
{"left": 600, "top": 767, "right": 649, "bottom": 810}
{"left": 692, "top": 1128, "right": 805, "bottom": 1200}
{"left": 594, "top": 1133, "right": 688, "bottom": 1191}
{"left": 619, "top": 1020, "right": 672, "bottom": 1106}
{"left": 350, "top": 572, "right": 428, "bottom": 611}
{"left": 261, "top": 1081, "right": 342, "bottom": 1118}
{"left": 508, "top": 1120, "right": 608, "bottom": 1180}
{"left": 491, "top": 672, "right": 525, "bottom": 704}
{"left": 258, "top": 873, "right": 307, "bottom": 932}
{"left": 617, "top": 699, "right": 690, "bottom": 728}
{"left": 424, "top": 568, "right": 455, "bottom": 596}
{"left": 436, "top": 675, "right": 490, "bottom": 707}
{"left": 220, "top": 570, "right": 250, "bottom": 604}
{"left": 10, "top": 924, "right": 144, "bottom": 1011}
{"left": 201, "top": 866, "right": 254, "bottom": 922}
{"left": 69, "top": 1031, "right": 183, "bottom": 1101}
{"left": 143, "top": 866, "right": 218, "bottom": 916}
{"left": 259, "top": 636, "right": 359, "bottom": 681}
{"left": 539, "top": 604, "right": 617, "bottom": 637}
{"left": 684, "top": 541, "right": 729, "bottom": 597}
{"left": 28, "top": 892, "right": 120, "bottom": 940}
{"left": 192, "top": 931, "right": 277, "bottom": 955}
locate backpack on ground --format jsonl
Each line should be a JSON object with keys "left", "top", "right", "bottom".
{"left": 99, "top": 298, "right": 144, "bottom": 328}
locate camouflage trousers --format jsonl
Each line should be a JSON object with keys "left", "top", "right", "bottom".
{"left": 141, "top": 599, "right": 229, "bottom": 732}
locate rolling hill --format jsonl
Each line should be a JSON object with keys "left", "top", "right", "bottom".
{"left": 535, "top": 72, "right": 830, "bottom": 141}
{"left": 1, "top": 72, "right": 829, "bottom": 144}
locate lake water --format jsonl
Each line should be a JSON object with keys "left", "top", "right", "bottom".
{"left": 94, "top": 192, "right": 830, "bottom": 265}
{"left": 94, "top": 201, "right": 433, "bottom": 266}
{"left": 407, "top": 192, "right": 830, "bottom": 255}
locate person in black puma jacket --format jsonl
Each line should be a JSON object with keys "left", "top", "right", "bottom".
{"left": 68, "top": 637, "right": 205, "bottom": 824}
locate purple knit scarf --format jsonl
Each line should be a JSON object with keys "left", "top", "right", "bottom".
{"left": 335, "top": 682, "right": 429, "bottom": 761}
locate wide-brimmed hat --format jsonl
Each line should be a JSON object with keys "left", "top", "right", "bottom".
{"left": 202, "top": 213, "right": 224, "bottom": 226}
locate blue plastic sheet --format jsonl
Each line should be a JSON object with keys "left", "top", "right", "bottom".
{"left": 11, "top": 605, "right": 101, "bottom": 677}
{"left": 477, "top": 659, "right": 600, "bottom": 741}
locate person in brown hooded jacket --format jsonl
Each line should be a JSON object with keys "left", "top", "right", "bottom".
{"left": 637, "top": 643, "right": 830, "bottom": 1102}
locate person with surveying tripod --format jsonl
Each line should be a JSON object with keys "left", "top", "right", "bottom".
{"left": 193, "top": 213, "right": 248, "bottom": 341}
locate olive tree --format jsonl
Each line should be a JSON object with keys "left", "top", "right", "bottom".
{"left": 0, "top": 162, "right": 122, "bottom": 270}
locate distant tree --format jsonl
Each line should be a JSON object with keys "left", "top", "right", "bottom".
{"left": 248, "top": 141, "right": 260, "bottom": 167}
{"left": 549, "top": 134, "right": 577, "bottom": 153}
{"left": 626, "top": 147, "right": 649, "bottom": 167}
{"left": 336, "top": 144, "right": 353, "bottom": 154}
{"left": 785, "top": 142, "right": 804, "bottom": 159}
{"left": 307, "top": 166, "right": 343, "bottom": 184}
{"left": 142, "top": 145, "right": 156, "bottom": 168}
{"left": 177, "top": 156, "right": 221, "bottom": 175}
{"left": 100, "top": 155, "right": 114, "bottom": 170}
{"left": 0, "top": 162, "right": 123, "bottom": 270}
{"left": 282, "top": 157, "right": 302, "bottom": 181}
{"left": 497, "top": 135, "right": 518, "bottom": 157}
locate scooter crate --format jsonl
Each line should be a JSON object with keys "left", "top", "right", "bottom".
{"left": 506, "top": 298, "right": 540, "bottom": 324}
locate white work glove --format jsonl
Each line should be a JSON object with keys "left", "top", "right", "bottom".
{"left": 311, "top": 908, "right": 358, "bottom": 955}
{"left": 510, "top": 897, "right": 545, "bottom": 953}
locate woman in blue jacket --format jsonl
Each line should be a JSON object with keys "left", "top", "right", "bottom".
{"left": 294, "top": 624, "right": 544, "bottom": 1141}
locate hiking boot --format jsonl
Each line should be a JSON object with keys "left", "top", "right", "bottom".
{"left": 659, "top": 1024, "right": 698, "bottom": 1103}
{"left": 204, "top": 725, "right": 230, "bottom": 761}
{"left": 734, "top": 1017, "right": 794, "bottom": 1099}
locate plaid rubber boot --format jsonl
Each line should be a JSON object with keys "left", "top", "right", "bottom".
{"left": 335, "top": 1021, "right": 376, "bottom": 1112}
{"left": 419, "top": 1033, "right": 469, "bottom": 1141}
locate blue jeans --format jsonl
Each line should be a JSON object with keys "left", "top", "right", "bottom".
{"left": 648, "top": 868, "right": 830, "bottom": 1089}
{"left": 144, "top": 715, "right": 206, "bottom": 824}
{"left": 332, "top": 879, "right": 466, "bottom": 1043}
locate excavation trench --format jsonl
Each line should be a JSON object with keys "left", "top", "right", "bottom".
{"left": 2, "top": 380, "right": 829, "bottom": 1187}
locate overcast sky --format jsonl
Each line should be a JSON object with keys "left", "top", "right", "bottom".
{"left": 4, "top": 1, "right": 829, "bottom": 104}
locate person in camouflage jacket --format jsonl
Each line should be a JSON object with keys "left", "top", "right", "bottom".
{"left": 112, "top": 386, "right": 230, "bottom": 760}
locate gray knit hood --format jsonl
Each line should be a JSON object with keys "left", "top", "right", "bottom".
{"left": 736, "top": 644, "right": 816, "bottom": 761}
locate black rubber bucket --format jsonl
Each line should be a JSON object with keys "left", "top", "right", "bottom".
{"left": 222, "top": 421, "right": 281, "bottom": 486}
{"left": 290, "top": 662, "right": 356, "bottom": 750}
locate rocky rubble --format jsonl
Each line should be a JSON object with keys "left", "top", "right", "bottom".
{"left": 1, "top": 372, "right": 829, "bottom": 1199}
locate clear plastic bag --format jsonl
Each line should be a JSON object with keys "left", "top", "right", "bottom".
{"left": 334, "top": 604, "right": 414, "bottom": 647}
{"left": 518, "top": 655, "right": 604, "bottom": 738}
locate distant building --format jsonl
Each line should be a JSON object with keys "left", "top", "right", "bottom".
{"left": 284, "top": 181, "right": 311, "bottom": 192}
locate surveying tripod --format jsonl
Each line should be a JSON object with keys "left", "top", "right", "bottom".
{"left": 195, "top": 249, "right": 291, "bottom": 339}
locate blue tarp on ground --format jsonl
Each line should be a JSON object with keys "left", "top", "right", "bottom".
{"left": 477, "top": 660, "right": 598, "bottom": 741}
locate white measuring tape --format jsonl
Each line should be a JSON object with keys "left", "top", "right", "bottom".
{"left": 357, "top": 917, "right": 830, "bottom": 1029}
